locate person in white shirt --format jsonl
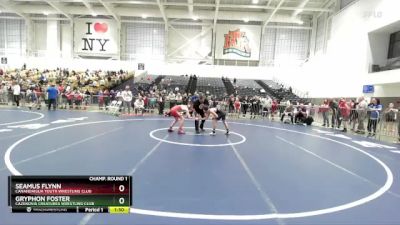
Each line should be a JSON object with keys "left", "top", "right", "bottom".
{"left": 121, "top": 86, "right": 133, "bottom": 115}
{"left": 176, "top": 93, "right": 183, "bottom": 105}
{"left": 12, "top": 82, "right": 21, "bottom": 107}
{"left": 134, "top": 96, "right": 145, "bottom": 115}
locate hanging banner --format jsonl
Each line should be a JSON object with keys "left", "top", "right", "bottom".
{"left": 74, "top": 18, "right": 119, "bottom": 56}
{"left": 215, "top": 24, "right": 261, "bottom": 61}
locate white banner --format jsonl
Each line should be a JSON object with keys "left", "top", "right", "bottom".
{"left": 74, "top": 18, "right": 119, "bottom": 56}
{"left": 215, "top": 24, "right": 261, "bottom": 61}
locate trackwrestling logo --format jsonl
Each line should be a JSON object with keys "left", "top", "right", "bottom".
{"left": 223, "top": 29, "right": 251, "bottom": 58}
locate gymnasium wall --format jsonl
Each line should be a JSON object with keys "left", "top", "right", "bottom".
{"left": 0, "top": 17, "right": 310, "bottom": 75}
{"left": 285, "top": 0, "right": 400, "bottom": 98}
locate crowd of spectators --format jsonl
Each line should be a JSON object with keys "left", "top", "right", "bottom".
{"left": 0, "top": 67, "right": 133, "bottom": 110}
{"left": 0, "top": 68, "right": 399, "bottom": 143}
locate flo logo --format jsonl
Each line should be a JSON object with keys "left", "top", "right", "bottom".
{"left": 223, "top": 29, "right": 251, "bottom": 58}
{"left": 82, "top": 22, "right": 109, "bottom": 52}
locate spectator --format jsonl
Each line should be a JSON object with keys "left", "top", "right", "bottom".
{"left": 367, "top": 98, "right": 382, "bottom": 137}
{"left": 330, "top": 99, "right": 339, "bottom": 128}
{"left": 281, "top": 102, "right": 294, "bottom": 124}
{"left": 47, "top": 83, "right": 58, "bottom": 110}
{"left": 103, "top": 88, "right": 109, "bottom": 105}
{"left": 271, "top": 99, "right": 278, "bottom": 120}
{"left": 250, "top": 96, "right": 260, "bottom": 119}
{"left": 349, "top": 99, "right": 358, "bottom": 131}
{"left": 134, "top": 96, "right": 145, "bottom": 115}
{"left": 158, "top": 94, "right": 165, "bottom": 115}
{"left": 12, "top": 81, "right": 21, "bottom": 108}
{"left": 176, "top": 92, "right": 183, "bottom": 105}
{"left": 355, "top": 96, "right": 368, "bottom": 134}
{"left": 65, "top": 89, "right": 74, "bottom": 109}
{"left": 384, "top": 103, "right": 398, "bottom": 135}
{"left": 320, "top": 99, "right": 330, "bottom": 127}
{"left": 339, "top": 98, "right": 351, "bottom": 132}
{"left": 74, "top": 90, "right": 83, "bottom": 109}
{"left": 233, "top": 97, "right": 241, "bottom": 116}
{"left": 121, "top": 86, "right": 133, "bottom": 115}
{"left": 0, "top": 82, "right": 8, "bottom": 104}
{"left": 241, "top": 96, "right": 249, "bottom": 117}
{"left": 98, "top": 89, "right": 104, "bottom": 110}
{"left": 295, "top": 103, "right": 307, "bottom": 124}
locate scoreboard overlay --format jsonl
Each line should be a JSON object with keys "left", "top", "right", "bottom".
{"left": 8, "top": 176, "right": 132, "bottom": 214}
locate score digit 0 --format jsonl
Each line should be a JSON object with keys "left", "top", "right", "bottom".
{"left": 119, "top": 197, "right": 125, "bottom": 205}
{"left": 119, "top": 185, "right": 125, "bottom": 192}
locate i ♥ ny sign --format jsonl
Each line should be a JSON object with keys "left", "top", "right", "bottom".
{"left": 74, "top": 18, "right": 118, "bottom": 55}
{"left": 94, "top": 22, "right": 108, "bottom": 33}
{"left": 82, "top": 22, "right": 109, "bottom": 51}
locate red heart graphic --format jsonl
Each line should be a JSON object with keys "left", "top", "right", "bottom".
{"left": 94, "top": 22, "right": 108, "bottom": 33}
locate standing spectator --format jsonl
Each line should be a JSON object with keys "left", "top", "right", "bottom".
{"left": 242, "top": 96, "right": 249, "bottom": 117}
{"left": 367, "top": 98, "right": 382, "bottom": 137}
{"left": 349, "top": 99, "right": 358, "bottom": 131}
{"left": 270, "top": 99, "right": 278, "bottom": 120}
{"left": 57, "top": 83, "right": 64, "bottom": 109}
{"left": 143, "top": 94, "right": 149, "bottom": 110}
{"left": 66, "top": 89, "right": 74, "bottom": 109}
{"left": 121, "top": 86, "right": 133, "bottom": 115}
{"left": 228, "top": 95, "right": 235, "bottom": 113}
{"left": 74, "top": 90, "right": 83, "bottom": 109}
{"left": 168, "top": 92, "right": 176, "bottom": 109}
{"left": 320, "top": 99, "right": 330, "bottom": 127}
{"left": 12, "top": 81, "right": 21, "bottom": 108}
{"left": 250, "top": 96, "right": 260, "bottom": 119}
{"left": 103, "top": 89, "right": 110, "bottom": 107}
{"left": 0, "top": 82, "right": 8, "bottom": 104}
{"left": 46, "top": 83, "right": 58, "bottom": 110}
{"left": 339, "top": 98, "right": 351, "bottom": 132}
{"left": 384, "top": 103, "right": 398, "bottom": 135}
{"left": 158, "top": 94, "right": 165, "bottom": 115}
{"left": 234, "top": 97, "right": 241, "bottom": 116}
{"left": 356, "top": 96, "right": 368, "bottom": 134}
{"left": 84, "top": 89, "right": 91, "bottom": 109}
{"left": 330, "top": 99, "right": 339, "bottom": 128}
{"left": 98, "top": 89, "right": 104, "bottom": 110}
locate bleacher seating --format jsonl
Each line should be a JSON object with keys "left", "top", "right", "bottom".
{"left": 196, "top": 77, "right": 226, "bottom": 98}
{"left": 255, "top": 80, "right": 301, "bottom": 101}
{"left": 234, "top": 79, "right": 264, "bottom": 97}
{"left": 222, "top": 77, "right": 235, "bottom": 95}
{"left": 162, "top": 75, "right": 190, "bottom": 94}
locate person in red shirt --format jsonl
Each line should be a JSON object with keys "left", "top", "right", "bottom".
{"left": 339, "top": 98, "right": 351, "bottom": 132}
{"left": 66, "top": 90, "right": 74, "bottom": 109}
{"left": 234, "top": 97, "right": 241, "bottom": 116}
{"left": 320, "top": 99, "right": 330, "bottom": 127}
{"left": 165, "top": 105, "right": 192, "bottom": 134}
{"left": 75, "top": 90, "right": 83, "bottom": 109}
